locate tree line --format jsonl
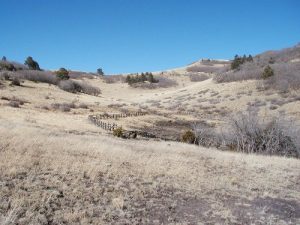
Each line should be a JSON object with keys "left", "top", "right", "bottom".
{"left": 126, "top": 72, "right": 158, "bottom": 85}
{"left": 231, "top": 54, "right": 253, "bottom": 70}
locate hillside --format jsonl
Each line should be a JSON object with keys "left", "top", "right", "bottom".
{"left": 0, "top": 44, "right": 300, "bottom": 224}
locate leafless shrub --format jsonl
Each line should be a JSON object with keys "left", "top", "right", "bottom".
{"left": 58, "top": 80, "right": 101, "bottom": 96}
{"left": 0, "top": 59, "right": 28, "bottom": 71}
{"left": 214, "top": 62, "right": 263, "bottom": 83}
{"left": 7, "top": 100, "right": 20, "bottom": 108}
{"left": 187, "top": 65, "right": 228, "bottom": 74}
{"left": 2, "top": 96, "right": 27, "bottom": 105}
{"left": 14, "top": 70, "right": 59, "bottom": 85}
{"left": 223, "top": 111, "right": 299, "bottom": 157}
{"left": 0, "top": 72, "right": 10, "bottom": 80}
{"left": 192, "top": 123, "right": 222, "bottom": 148}
{"left": 208, "top": 99, "right": 220, "bottom": 104}
{"left": 8, "top": 99, "right": 24, "bottom": 108}
{"left": 210, "top": 92, "right": 219, "bottom": 97}
{"left": 10, "top": 78, "right": 21, "bottom": 86}
{"left": 58, "top": 104, "right": 71, "bottom": 112}
{"left": 198, "top": 89, "right": 209, "bottom": 95}
{"left": 102, "top": 75, "right": 126, "bottom": 83}
{"left": 189, "top": 73, "right": 209, "bottom": 82}
{"left": 78, "top": 103, "right": 88, "bottom": 109}
{"left": 269, "top": 98, "right": 286, "bottom": 106}
{"left": 51, "top": 102, "right": 76, "bottom": 112}
{"left": 269, "top": 105, "right": 278, "bottom": 110}
{"left": 247, "top": 99, "right": 267, "bottom": 107}
{"left": 263, "top": 62, "right": 300, "bottom": 91}
{"left": 68, "top": 71, "right": 94, "bottom": 79}
{"left": 107, "top": 103, "right": 125, "bottom": 109}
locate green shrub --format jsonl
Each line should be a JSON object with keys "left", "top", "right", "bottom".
{"left": 181, "top": 130, "right": 196, "bottom": 144}
{"left": 113, "top": 127, "right": 124, "bottom": 137}
{"left": 262, "top": 65, "right": 274, "bottom": 79}
{"left": 56, "top": 68, "right": 70, "bottom": 80}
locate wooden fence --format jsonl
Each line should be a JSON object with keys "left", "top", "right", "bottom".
{"left": 88, "top": 115, "right": 118, "bottom": 131}
{"left": 94, "top": 112, "right": 146, "bottom": 120}
{"left": 88, "top": 111, "right": 146, "bottom": 131}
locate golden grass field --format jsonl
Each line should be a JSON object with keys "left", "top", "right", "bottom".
{"left": 0, "top": 67, "right": 300, "bottom": 224}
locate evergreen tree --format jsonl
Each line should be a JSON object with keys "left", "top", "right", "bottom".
{"left": 97, "top": 68, "right": 104, "bottom": 76}
{"left": 126, "top": 75, "right": 132, "bottom": 84}
{"left": 25, "top": 56, "right": 40, "bottom": 70}
{"left": 248, "top": 54, "right": 253, "bottom": 62}
{"left": 242, "top": 54, "right": 247, "bottom": 63}
{"left": 2, "top": 56, "right": 7, "bottom": 61}
{"left": 147, "top": 73, "right": 156, "bottom": 83}
{"left": 141, "top": 72, "right": 146, "bottom": 82}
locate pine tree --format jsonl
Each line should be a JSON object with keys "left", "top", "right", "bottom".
{"left": 25, "top": 56, "right": 40, "bottom": 70}
{"left": 97, "top": 68, "right": 104, "bottom": 76}
{"left": 248, "top": 54, "right": 253, "bottom": 62}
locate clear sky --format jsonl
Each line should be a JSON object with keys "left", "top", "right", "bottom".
{"left": 1, "top": 0, "right": 299, "bottom": 74}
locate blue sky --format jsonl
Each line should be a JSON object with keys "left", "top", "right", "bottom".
{"left": 1, "top": 0, "right": 299, "bottom": 74}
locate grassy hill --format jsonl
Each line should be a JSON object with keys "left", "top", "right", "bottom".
{"left": 0, "top": 44, "right": 300, "bottom": 224}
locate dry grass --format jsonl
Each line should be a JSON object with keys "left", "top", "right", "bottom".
{"left": 0, "top": 118, "right": 299, "bottom": 224}
{"left": 0, "top": 65, "right": 300, "bottom": 224}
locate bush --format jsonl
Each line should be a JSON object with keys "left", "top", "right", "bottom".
{"left": 56, "top": 68, "right": 70, "bottom": 80}
{"left": 186, "top": 65, "right": 223, "bottom": 74}
{"left": 189, "top": 73, "right": 209, "bottom": 82}
{"left": 224, "top": 111, "right": 299, "bottom": 157}
{"left": 11, "top": 78, "right": 21, "bottom": 86}
{"left": 113, "top": 127, "right": 124, "bottom": 137}
{"left": 102, "top": 75, "right": 126, "bottom": 84}
{"left": 181, "top": 130, "right": 196, "bottom": 144}
{"left": 0, "top": 61, "right": 16, "bottom": 71}
{"left": 0, "top": 72, "right": 10, "bottom": 80}
{"left": 214, "top": 62, "right": 263, "bottom": 83}
{"left": 68, "top": 71, "right": 95, "bottom": 79}
{"left": 78, "top": 103, "right": 88, "bottom": 109}
{"left": 58, "top": 80, "right": 101, "bottom": 95}
{"left": 192, "top": 124, "right": 222, "bottom": 147}
{"left": 8, "top": 100, "right": 20, "bottom": 108}
{"left": 12, "top": 70, "right": 58, "bottom": 85}
{"left": 262, "top": 65, "right": 274, "bottom": 79}
{"left": 51, "top": 102, "right": 76, "bottom": 112}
